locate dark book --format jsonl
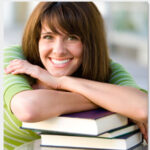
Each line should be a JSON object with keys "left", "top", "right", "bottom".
{"left": 40, "top": 131, "right": 143, "bottom": 150}
{"left": 21, "top": 108, "right": 128, "bottom": 136}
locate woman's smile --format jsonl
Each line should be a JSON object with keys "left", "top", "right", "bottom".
{"left": 49, "top": 57, "right": 72, "bottom": 68}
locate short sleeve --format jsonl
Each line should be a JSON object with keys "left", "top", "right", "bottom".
{"left": 3, "top": 45, "right": 34, "bottom": 114}
{"left": 109, "top": 60, "right": 147, "bottom": 93}
{"left": 3, "top": 45, "right": 40, "bottom": 150}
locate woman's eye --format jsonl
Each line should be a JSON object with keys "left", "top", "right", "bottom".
{"left": 67, "top": 35, "right": 79, "bottom": 41}
{"left": 43, "top": 35, "right": 53, "bottom": 40}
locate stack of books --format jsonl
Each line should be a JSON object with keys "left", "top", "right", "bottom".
{"left": 21, "top": 108, "right": 143, "bottom": 150}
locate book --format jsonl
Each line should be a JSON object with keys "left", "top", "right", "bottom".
{"left": 41, "top": 123, "right": 138, "bottom": 139}
{"left": 40, "top": 131, "right": 143, "bottom": 150}
{"left": 41, "top": 143, "right": 144, "bottom": 150}
{"left": 99, "top": 124, "right": 139, "bottom": 138}
{"left": 21, "top": 108, "right": 128, "bottom": 136}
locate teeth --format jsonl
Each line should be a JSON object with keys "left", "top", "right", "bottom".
{"left": 51, "top": 59, "right": 70, "bottom": 65}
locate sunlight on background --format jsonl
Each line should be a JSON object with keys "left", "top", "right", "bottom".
{"left": 4, "top": 1, "right": 148, "bottom": 90}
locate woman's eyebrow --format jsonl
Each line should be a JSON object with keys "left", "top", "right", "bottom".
{"left": 41, "top": 32, "right": 53, "bottom": 35}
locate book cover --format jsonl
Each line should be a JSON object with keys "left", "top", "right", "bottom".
{"left": 21, "top": 108, "right": 128, "bottom": 136}
{"left": 61, "top": 108, "right": 113, "bottom": 119}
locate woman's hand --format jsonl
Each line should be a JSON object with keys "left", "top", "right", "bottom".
{"left": 5, "top": 59, "right": 37, "bottom": 76}
{"left": 129, "top": 119, "right": 148, "bottom": 143}
{"left": 136, "top": 122, "right": 148, "bottom": 143}
{"left": 5, "top": 59, "right": 59, "bottom": 89}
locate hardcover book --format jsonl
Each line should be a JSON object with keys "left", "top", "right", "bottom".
{"left": 21, "top": 108, "right": 128, "bottom": 136}
{"left": 99, "top": 124, "right": 139, "bottom": 138}
{"left": 40, "top": 131, "right": 142, "bottom": 150}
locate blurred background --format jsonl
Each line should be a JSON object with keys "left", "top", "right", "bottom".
{"left": 4, "top": 1, "right": 148, "bottom": 90}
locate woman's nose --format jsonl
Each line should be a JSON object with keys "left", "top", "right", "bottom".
{"left": 52, "top": 38, "right": 66, "bottom": 55}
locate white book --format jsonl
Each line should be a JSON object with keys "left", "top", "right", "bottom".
{"left": 40, "top": 131, "right": 142, "bottom": 150}
{"left": 21, "top": 108, "right": 127, "bottom": 136}
{"left": 99, "top": 124, "right": 139, "bottom": 138}
{"left": 41, "top": 144, "right": 145, "bottom": 150}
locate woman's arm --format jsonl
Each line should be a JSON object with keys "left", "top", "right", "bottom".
{"left": 11, "top": 89, "right": 98, "bottom": 122}
{"left": 3, "top": 50, "right": 97, "bottom": 123}
{"left": 5, "top": 59, "right": 98, "bottom": 122}
{"left": 59, "top": 76, "right": 148, "bottom": 123}
{"left": 5, "top": 58, "right": 148, "bottom": 141}
{"left": 58, "top": 77, "right": 148, "bottom": 142}
{"left": 6, "top": 59, "right": 148, "bottom": 122}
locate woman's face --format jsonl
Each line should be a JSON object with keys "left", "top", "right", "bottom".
{"left": 38, "top": 24, "right": 83, "bottom": 77}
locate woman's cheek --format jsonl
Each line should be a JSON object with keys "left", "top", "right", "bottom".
{"left": 69, "top": 43, "right": 83, "bottom": 58}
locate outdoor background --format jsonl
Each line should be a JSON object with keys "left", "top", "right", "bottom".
{"left": 4, "top": 1, "right": 148, "bottom": 90}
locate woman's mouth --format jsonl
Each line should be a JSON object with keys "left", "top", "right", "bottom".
{"left": 50, "top": 58, "right": 72, "bottom": 67}
{"left": 51, "top": 59, "right": 70, "bottom": 64}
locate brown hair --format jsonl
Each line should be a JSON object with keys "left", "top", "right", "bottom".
{"left": 22, "top": 2, "right": 111, "bottom": 82}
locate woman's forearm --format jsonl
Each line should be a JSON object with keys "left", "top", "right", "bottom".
{"left": 11, "top": 89, "right": 98, "bottom": 122}
{"left": 7, "top": 59, "right": 148, "bottom": 123}
{"left": 59, "top": 76, "right": 148, "bottom": 123}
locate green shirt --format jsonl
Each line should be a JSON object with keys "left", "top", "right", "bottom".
{"left": 3, "top": 45, "right": 146, "bottom": 150}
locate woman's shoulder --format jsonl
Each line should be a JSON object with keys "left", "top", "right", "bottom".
{"left": 109, "top": 59, "right": 134, "bottom": 80}
{"left": 3, "top": 45, "right": 24, "bottom": 56}
{"left": 3, "top": 45, "right": 25, "bottom": 68}
{"left": 4, "top": 45, "right": 21, "bottom": 48}
{"left": 109, "top": 59, "right": 124, "bottom": 68}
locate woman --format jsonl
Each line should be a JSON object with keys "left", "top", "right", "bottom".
{"left": 4, "top": 2, "right": 148, "bottom": 150}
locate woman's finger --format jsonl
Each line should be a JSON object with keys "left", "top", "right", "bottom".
{"left": 137, "top": 122, "right": 148, "bottom": 143}
{"left": 143, "top": 123, "right": 148, "bottom": 143}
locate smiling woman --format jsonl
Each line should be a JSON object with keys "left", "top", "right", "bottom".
{"left": 3, "top": 2, "right": 148, "bottom": 150}
{"left": 38, "top": 26, "right": 83, "bottom": 77}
